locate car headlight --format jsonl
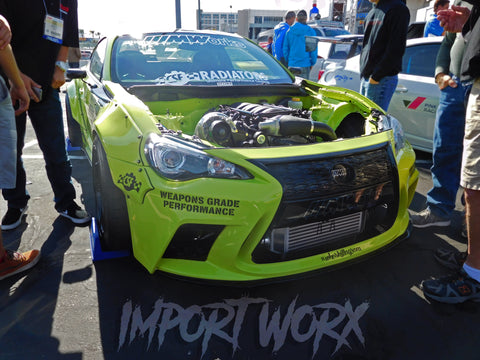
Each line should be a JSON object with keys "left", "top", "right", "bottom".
{"left": 145, "top": 133, "right": 252, "bottom": 181}
{"left": 378, "top": 114, "right": 406, "bottom": 153}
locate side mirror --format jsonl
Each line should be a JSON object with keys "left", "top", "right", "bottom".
{"left": 66, "top": 68, "right": 87, "bottom": 80}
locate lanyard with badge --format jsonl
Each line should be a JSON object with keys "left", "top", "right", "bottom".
{"left": 42, "top": 0, "right": 64, "bottom": 44}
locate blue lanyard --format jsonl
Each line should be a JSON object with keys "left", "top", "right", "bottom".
{"left": 42, "top": 0, "right": 63, "bottom": 20}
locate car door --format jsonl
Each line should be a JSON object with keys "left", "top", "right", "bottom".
{"left": 388, "top": 42, "right": 441, "bottom": 152}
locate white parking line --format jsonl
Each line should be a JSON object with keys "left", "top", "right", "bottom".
{"left": 24, "top": 139, "right": 38, "bottom": 149}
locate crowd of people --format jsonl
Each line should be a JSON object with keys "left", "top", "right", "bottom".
{"left": 268, "top": 0, "right": 479, "bottom": 304}
{"left": 272, "top": 9, "right": 318, "bottom": 79}
{"left": 1, "top": 0, "right": 480, "bottom": 306}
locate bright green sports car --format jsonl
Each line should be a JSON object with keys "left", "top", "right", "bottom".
{"left": 66, "top": 30, "right": 418, "bottom": 282}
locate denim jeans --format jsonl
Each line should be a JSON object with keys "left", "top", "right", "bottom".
{"left": 2, "top": 87, "right": 76, "bottom": 211}
{"left": 427, "top": 79, "right": 471, "bottom": 218}
{"left": 0, "top": 76, "right": 16, "bottom": 190}
{"left": 289, "top": 66, "right": 311, "bottom": 79}
{"left": 360, "top": 75, "right": 398, "bottom": 111}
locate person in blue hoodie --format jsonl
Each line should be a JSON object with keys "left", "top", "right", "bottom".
{"left": 273, "top": 10, "right": 296, "bottom": 66}
{"left": 283, "top": 10, "right": 317, "bottom": 79}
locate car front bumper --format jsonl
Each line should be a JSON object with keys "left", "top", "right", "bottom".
{"left": 116, "top": 132, "right": 418, "bottom": 281}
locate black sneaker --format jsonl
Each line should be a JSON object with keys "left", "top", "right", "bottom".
{"left": 1, "top": 206, "right": 28, "bottom": 231}
{"left": 58, "top": 202, "right": 91, "bottom": 225}
{"left": 434, "top": 248, "right": 467, "bottom": 271}
{"left": 421, "top": 269, "right": 480, "bottom": 304}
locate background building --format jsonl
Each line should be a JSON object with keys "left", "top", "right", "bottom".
{"left": 200, "top": 0, "right": 434, "bottom": 39}
{"left": 199, "top": 11, "right": 239, "bottom": 32}
{"left": 236, "top": 9, "right": 285, "bottom": 39}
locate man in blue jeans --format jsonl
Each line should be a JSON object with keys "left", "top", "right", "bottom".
{"left": 359, "top": 0, "right": 410, "bottom": 111}
{"left": 410, "top": 1, "right": 471, "bottom": 236}
{"left": 0, "top": 0, "right": 90, "bottom": 230}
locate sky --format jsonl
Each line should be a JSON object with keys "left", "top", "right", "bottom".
{"left": 78, "top": 0, "right": 319, "bottom": 36}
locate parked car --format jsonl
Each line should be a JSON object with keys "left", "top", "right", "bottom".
{"left": 407, "top": 21, "right": 426, "bottom": 39}
{"left": 306, "top": 19, "right": 350, "bottom": 37}
{"left": 311, "top": 26, "right": 351, "bottom": 37}
{"left": 79, "top": 49, "right": 92, "bottom": 67}
{"left": 256, "top": 29, "right": 274, "bottom": 49}
{"left": 319, "top": 36, "right": 444, "bottom": 152}
{"left": 65, "top": 29, "right": 418, "bottom": 282}
{"left": 307, "top": 34, "right": 363, "bottom": 81}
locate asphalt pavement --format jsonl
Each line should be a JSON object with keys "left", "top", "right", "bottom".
{"left": 0, "top": 90, "right": 477, "bottom": 360}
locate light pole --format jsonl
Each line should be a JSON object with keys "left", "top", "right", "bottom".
{"left": 198, "top": 0, "right": 202, "bottom": 30}
{"left": 175, "top": 0, "right": 181, "bottom": 29}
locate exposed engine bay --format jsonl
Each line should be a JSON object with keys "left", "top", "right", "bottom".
{"left": 194, "top": 102, "right": 339, "bottom": 148}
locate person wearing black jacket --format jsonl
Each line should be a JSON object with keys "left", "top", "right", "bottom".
{"left": 422, "top": 1, "right": 480, "bottom": 303}
{"left": 359, "top": 0, "right": 410, "bottom": 111}
{"left": 0, "top": 0, "right": 91, "bottom": 231}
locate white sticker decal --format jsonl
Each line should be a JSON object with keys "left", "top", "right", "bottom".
{"left": 147, "top": 34, "right": 246, "bottom": 48}
{"left": 157, "top": 70, "right": 270, "bottom": 85}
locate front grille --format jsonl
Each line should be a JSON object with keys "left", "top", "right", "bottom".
{"left": 251, "top": 143, "right": 399, "bottom": 263}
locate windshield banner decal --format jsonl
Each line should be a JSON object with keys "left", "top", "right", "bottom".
{"left": 156, "top": 70, "right": 270, "bottom": 85}
{"left": 146, "top": 34, "right": 246, "bottom": 48}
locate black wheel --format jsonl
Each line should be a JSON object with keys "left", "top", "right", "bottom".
{"left": 92, "top": 136, "right": 132, "bottom": 251}
{"left": 65, "top": 94, "right": 82, "bottom": 148}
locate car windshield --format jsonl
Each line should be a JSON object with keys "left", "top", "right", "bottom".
{"left": 112, "top": 32, "right": 292, "bottom": 86}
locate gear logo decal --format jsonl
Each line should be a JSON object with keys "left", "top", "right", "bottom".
{"left": 118, "top": 173, "right": 142, "bottom": 192}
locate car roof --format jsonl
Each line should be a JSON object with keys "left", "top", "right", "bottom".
{"left": 307, "top": 20, "right": 344, "bottom": 28}
{"left": 313, "top": 26, "right": 349, "bottom": 32}
{"left": 308, "top": 34, "right": 363, "bottom": 40}
{"left": 406, "top": 36, "right": 444, "bottom": 46}
{"left": 258, "top": 29, "right": 274, "bottom": 37}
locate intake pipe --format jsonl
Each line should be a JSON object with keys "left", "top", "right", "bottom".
{"left": 258, "top": 115, "right": 337, "bottom": 141}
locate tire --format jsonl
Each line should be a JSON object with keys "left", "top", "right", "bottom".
{"left": 92, "top": 136, "right": 132, "bottom": 251}
{"left": 65, "top": 94, "right": 83, "bottom": 148}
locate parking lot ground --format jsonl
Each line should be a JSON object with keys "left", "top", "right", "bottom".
{"left": 1, "top": 110, "right": 478, "bottom": 360}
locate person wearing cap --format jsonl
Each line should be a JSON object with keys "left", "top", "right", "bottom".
{"left": 283, "top": 10, "right": 317, "bottom": 79}
{"left": 359, "top": 0, "right": 410, "bottom": 111}
{"left": 273, "top": 10, "right": 296, "bottom": 66}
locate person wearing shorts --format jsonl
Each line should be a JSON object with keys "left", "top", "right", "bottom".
{"left": 421, "top": 3, "right": 480, "bottom": 303}
{"left": 0, "top": 15, "right": 40, "bottom": 280}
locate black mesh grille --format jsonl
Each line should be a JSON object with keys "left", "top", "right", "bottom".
{"left": 251, "top": 143, "right": 399, "bottom": 263}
